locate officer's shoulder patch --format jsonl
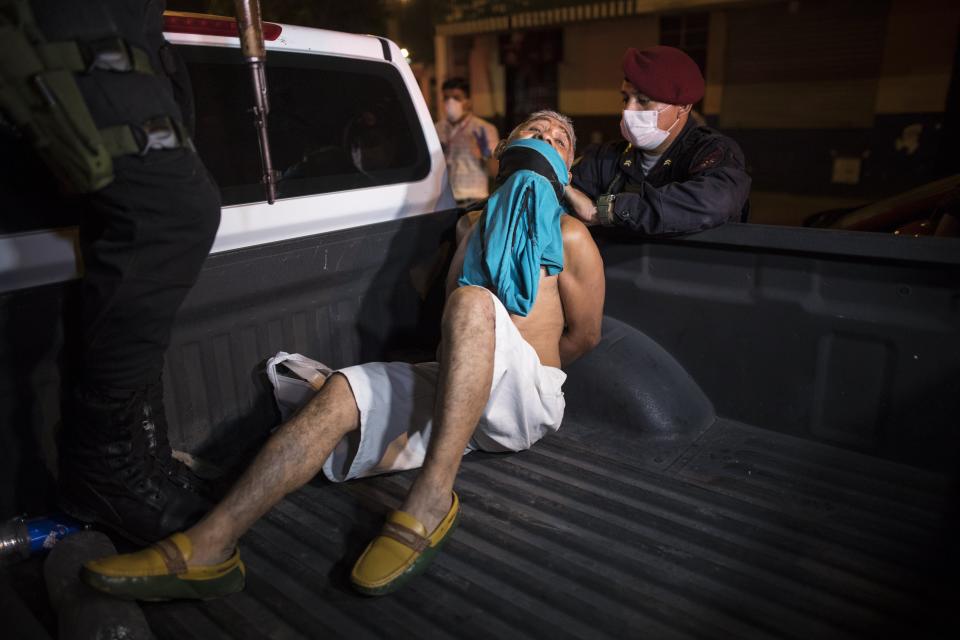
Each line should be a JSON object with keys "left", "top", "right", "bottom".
{"left": 691, "top": 145, "right": 726, "bottom": 174}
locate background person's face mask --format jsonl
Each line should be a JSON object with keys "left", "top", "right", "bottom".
{"left": 445, "top": 98, "right": 465, "bottom": 122}
{"left": 620, "top": 106, "right": 680, "bottom": 151}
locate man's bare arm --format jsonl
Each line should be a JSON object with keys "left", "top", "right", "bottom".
{"left": 446, "top": 222, "right": 475, "bottom": 298}
{"left": 454, "top": 210, "right": 482, "bottom": 247}
{"left": 557, "top": 216, "right": 605, "bottom": 366}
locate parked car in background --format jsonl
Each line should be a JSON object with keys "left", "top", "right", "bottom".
{"left": 803, "top": 174, "right": 960, "bottom": 237}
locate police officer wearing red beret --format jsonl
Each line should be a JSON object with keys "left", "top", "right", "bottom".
{"left": 566, "top": 45, "right": 751, "bottom": 233}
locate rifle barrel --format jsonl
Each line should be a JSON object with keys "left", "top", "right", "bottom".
{"left": 250, "top": 61, "right": 277, "bottom": 203}
{"left": 233, "top": 0, "right": 277, "bottom": 204}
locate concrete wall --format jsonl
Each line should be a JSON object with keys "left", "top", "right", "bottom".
{"left": 719, "top": 0, "right": 888, "bottom": 130}
{"left": 715, "top": 0, "right": 959, "bottom": 198}
{"left": 557, "top": 15, "right": 658, "bottom": 116}
{"left": 468, "top": 33, "right": 505, "bottom": 119}
{"left": 438, "top": 0, "right": 959, "bottom": 200}
{"left": 876, "top": 0, "right": 960, "bottom": 115}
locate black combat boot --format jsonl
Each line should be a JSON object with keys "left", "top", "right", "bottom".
{"left": 142, "top": 381, "right": 209, "bottom": 495}
{"left": 58, "top": 386, "right": 210, "bottom": 545}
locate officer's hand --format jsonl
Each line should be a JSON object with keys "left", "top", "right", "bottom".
{"left": 564, "top": 185, "right": 599, "bottom": 226}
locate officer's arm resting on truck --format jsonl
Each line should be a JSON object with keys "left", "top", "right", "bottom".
{"left": 566, "top": 140, "right": 751, "bottom": 235}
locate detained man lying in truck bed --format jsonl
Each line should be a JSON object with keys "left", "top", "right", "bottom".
{"left": 79, "top": 110, "right": 606, "bottom": 600}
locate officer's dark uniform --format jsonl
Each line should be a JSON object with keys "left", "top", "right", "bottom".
{"left": 572, "top": 119, "right": 751, "bottom": 235}
{"left": 10, "top": 1, "right": 221, "bottom": 543}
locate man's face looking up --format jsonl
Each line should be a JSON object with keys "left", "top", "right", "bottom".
{"left": 510, "top": 117, "right": 575, "bottom": 168}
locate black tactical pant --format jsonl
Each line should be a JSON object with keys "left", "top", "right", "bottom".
{"left": 19, "top": 0, "right": 222, "bottom": 391}
{"left": 78, "top": 148, "right": 220, "bottom": 390}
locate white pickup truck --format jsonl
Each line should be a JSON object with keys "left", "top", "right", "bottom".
{"left": 1, "top": 12, "right": 958, "bottom": 640}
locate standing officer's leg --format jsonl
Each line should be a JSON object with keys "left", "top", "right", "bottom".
{"left": 59, "top": 147, "right": 221, "bottom": 544}
{"left": 26, "top": 0, "right": 224, "bottom": 544}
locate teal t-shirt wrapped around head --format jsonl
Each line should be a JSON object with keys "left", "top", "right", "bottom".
{"left": 457, "top": 138, "right": 569, "bottom": 317}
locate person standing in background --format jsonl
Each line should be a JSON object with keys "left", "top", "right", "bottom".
{"left": 435, "top": 77, "right": 499, "bottom": 207}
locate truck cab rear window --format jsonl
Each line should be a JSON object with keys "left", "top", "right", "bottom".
{"left": 179, "top": 46, "right": 430, "bottom": 206}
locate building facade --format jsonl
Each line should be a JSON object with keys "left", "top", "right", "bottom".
{"left": 434, "top": 0, "right": 960, "bottom": 222}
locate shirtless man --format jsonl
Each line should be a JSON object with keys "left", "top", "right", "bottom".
{"left": 80, "top": 110, "right": 605, "bottom": 600}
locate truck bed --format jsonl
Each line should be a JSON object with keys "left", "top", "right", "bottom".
{"left": 4, "top": 221, "right": 958, "bottom": 639}
{"left": 133, "top": 223, "right": 957, "bottom": 640}
{"left": 141, "top": 415, "right": 957, "bottom": 640}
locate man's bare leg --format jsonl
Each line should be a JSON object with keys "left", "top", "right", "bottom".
{"left": 183, "top": 373, "right": 360, "bottom": 566}
{"left": 401, "top": 286, "right": 495, "bottom": 531}
{"left": 187, "top": 285, "right": 493, "bottom": 562}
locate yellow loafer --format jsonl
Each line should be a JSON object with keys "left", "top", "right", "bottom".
{"left": 351, "top": 491, "right": 461, "bottom": 596}
{"left": 81, "top": 532, "right": 245, "bottom": 601}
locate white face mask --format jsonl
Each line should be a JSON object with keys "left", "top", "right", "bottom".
{"left": 620, "top": 107, "right": 679, "bottom": 151}
{"left": 444, "top": 98, "right": 465, "bottom": 123}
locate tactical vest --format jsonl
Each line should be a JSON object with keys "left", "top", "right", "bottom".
{"left": 0, "top": 0, "right": 190, "bottom": 193}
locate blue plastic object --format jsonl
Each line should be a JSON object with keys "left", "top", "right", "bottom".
{"left": 0, "top": 514, "right": 86, "bottom": 564}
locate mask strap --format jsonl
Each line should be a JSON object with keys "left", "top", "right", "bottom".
{"left": 663, "top": 106, "right": 684, "bottom": 133}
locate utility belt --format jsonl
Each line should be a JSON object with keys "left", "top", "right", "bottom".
{"left": 100, "top": 115, "right": 193, "bottom": 157}
{"left": 0, "top": 0, "right": 193, "bottom": 194}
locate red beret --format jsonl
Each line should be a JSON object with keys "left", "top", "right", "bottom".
{"left": 622, "top": 45, "right": 704, "bottom": 105}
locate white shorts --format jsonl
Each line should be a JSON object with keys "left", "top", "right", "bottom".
{"left": 322, "top": 288, "right": 567, "bottom": 482}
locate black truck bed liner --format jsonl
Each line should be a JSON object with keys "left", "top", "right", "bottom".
{"left": 5, "top": 221, "right": 958, "bottom": 639}
{"left": 141, "top": 417, "right": 957, "bottom": 640}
